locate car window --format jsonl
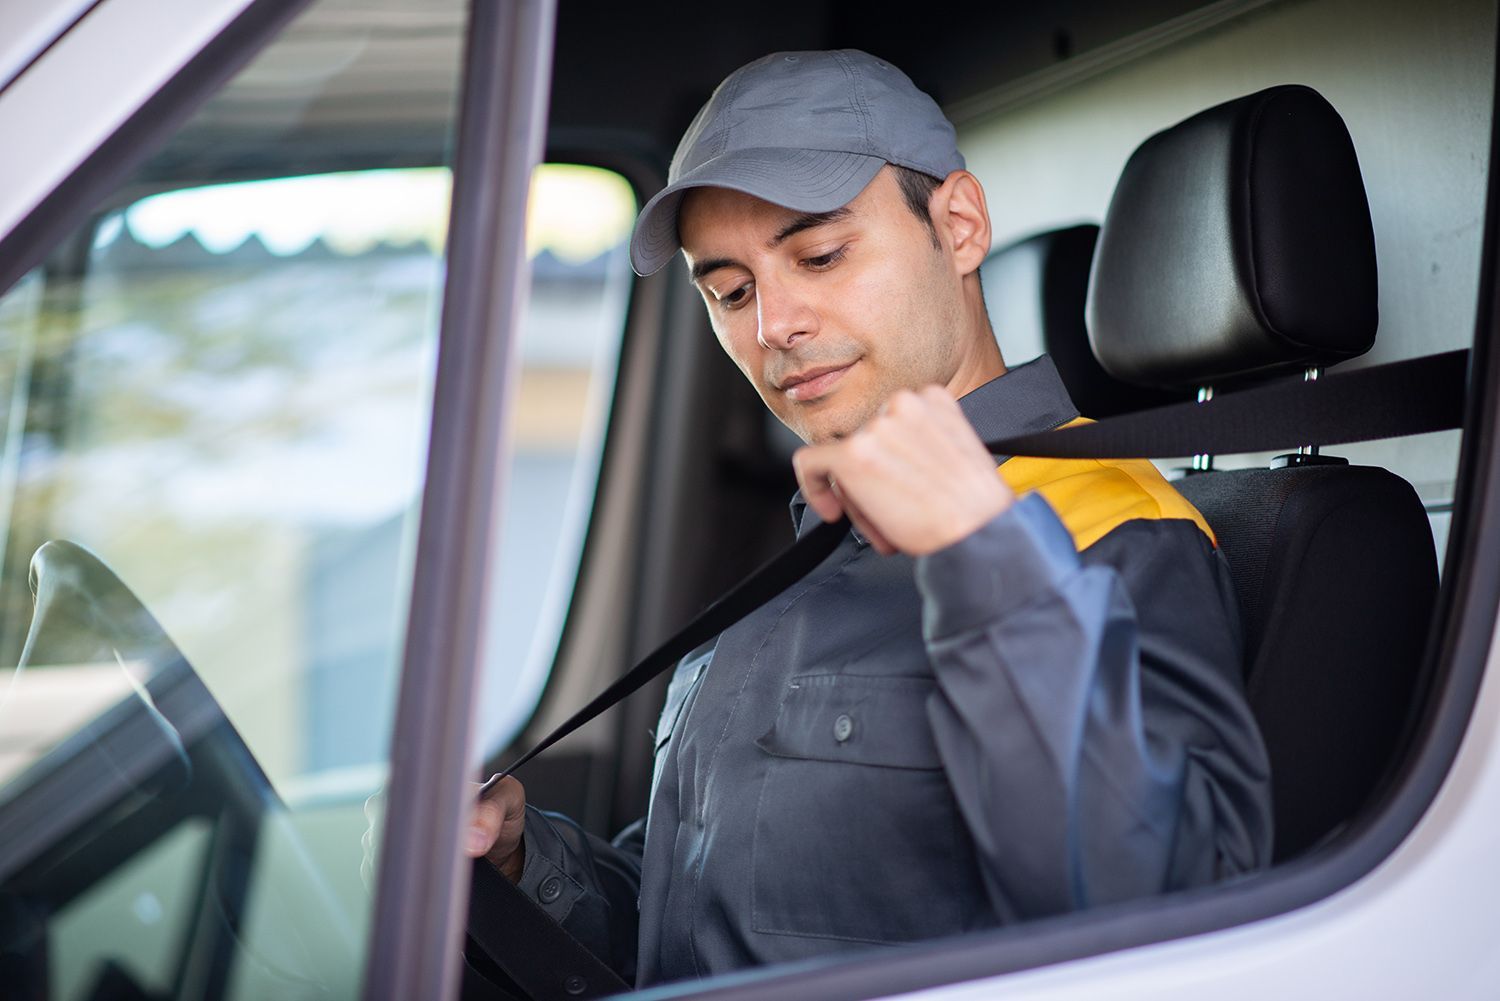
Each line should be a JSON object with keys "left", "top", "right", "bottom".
{"left": 1, "top": 167, "right": 454, "bottom": 786}
{"left": 0, "top": 1, "right": 467, "bottom": 997}
{"left": 475, "top": 165, "right": 635, "bottom": 757}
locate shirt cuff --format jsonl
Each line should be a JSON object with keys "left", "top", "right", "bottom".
{"left": 915, "top": 492, "right": 1080, "bottom": 641}
{"left": 513, "top": 806, "right": 587, "bottom": 924}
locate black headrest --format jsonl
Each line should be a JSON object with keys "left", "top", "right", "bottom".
{"left": 1087, "top": 85, "right": 1378, "bottom": 390}
{"left": 983, "top": 225, "right": 1184, "bottom": 418}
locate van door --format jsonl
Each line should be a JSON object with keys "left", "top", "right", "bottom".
{"left": 0, "top": 1, "right": 553, "bottom": 998}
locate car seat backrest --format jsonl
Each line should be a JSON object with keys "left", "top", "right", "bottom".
{"left": 981, "top": 225, "right": 1183, "bottom": 418}
{"left": 1087, "top": 85, "right": 1437, "bottom": 861}
{"left": 1175, "top": 465, "right": 1436, "bottom": 858}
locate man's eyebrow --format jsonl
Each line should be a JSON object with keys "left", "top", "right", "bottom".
{"left": 686, "top": 206, "right": 855, "bottom": 283}
{"left": 769, "top": 206, "right": 854, "bottom": 247}
{"left": 689, "top": 257, "right": 739, "bottom": 284}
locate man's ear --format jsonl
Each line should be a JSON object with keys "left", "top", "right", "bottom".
{"left": 930, "top": 170, "right": 992, "bottom": 277}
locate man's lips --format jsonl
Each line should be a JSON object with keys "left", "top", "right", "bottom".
{"left": 778, "top": 362, "right": 856, "bottom": 402}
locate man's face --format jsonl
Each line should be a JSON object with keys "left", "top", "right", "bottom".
{"left": 679, "top": 168, "right": 970, "bottom": 444}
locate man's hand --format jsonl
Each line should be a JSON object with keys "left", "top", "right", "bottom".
{"left": 792, "top": 386, "right": 1014, "bottom": 556}
{"left": 468, "top": 775, "right": 527, "bottom": 882}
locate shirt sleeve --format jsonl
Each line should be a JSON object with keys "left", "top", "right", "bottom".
{"left": 914, "top": 492, "right": 1273, "bottom": 921}
{"left": 470, "top": 807, "right": 645, "bottom": 984}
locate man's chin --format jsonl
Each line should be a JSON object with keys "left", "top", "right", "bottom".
{"left": 777, "top": 385, "right": 885, "bottom": 444}
{"left": 800, "top": 409, "right": 866, "bottom": 445}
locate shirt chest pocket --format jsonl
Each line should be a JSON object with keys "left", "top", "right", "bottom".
{"left": 757, "top": 674, "right": 943, "bottom": 767}
{"left": 750, "top": 674, "right": 982, "bottom": 945}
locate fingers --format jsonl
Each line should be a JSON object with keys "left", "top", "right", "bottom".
{"left": 790, "top": 386, "right": 1013, "bottom": 555}
{"left": 467, "top": 775, "right": 526, "bottom": 875}
{"left": 468, "top": 798, "right": 504, "bottom": 857}
{"left": 792, "top": 445, "right": 890, "bottom": 552}
{"left": 918, "top": 385, "right": 1002, "bottom": 466}
{"left": 839, "top": 489, "right": 895, "bottom": 555}
{"left": 363, "top": 777, "right": 527, "bottom": 890}
{"left": 792, "top": 443, "right": 845, "bottom": 524}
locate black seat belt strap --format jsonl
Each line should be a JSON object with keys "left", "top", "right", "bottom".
{"left": 492, "top": 348, "right": 1469, "bottom": 785}
{"left": 995, "top": 348, "right": 1468, "bottom": 460}
{"left": 489, "top": 512, "right": 849, "bottom": 782}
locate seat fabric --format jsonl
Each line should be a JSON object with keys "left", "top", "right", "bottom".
{"left": 1177, "top": 464, "right": 1438, "bottom": 860}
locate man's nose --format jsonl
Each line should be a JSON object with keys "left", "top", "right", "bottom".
{"left": 756, "top": 274, "right": 818, "bottom": 351}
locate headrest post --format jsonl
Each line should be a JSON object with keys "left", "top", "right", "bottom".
{"left": 1298, "top": 367, "right": 1323, "bottom": 455}
{"left": 1192, "top": 385, "right": 1215, "bottom": 472}
{"left": 1270, "top": 364, "right": 1347, "bottom": 469}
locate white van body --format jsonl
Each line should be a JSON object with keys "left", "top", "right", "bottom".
{"left": 0, "top": 1, "right": 1494, "bottom": 999}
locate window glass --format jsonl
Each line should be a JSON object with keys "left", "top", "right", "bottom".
{"left": 47, "top": 820, "right": 211, "bottom": 1000}
{"left": 2, "top": 167, "right": 452, "bottom": 786}
{"left": 476, "top": 165, "right": 635, "bottom": 755}
{"left": 0, "top": 1, "right": 466, "bottom": 997}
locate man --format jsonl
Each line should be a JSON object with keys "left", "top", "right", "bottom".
{"left": 467, "top": 49, "right": 1271, "bottom": 986}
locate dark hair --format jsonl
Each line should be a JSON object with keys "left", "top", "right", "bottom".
{"left": 891, "top": 165, "right": 943, "bottom": 248}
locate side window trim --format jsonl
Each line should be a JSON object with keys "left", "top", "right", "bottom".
{"left": 0, "top": 0, "right": 105, "bottom": 96}
{"left": 0, "top": 0, "right": 307, "bottom": 301}
{"left": 361, "top": 1, "right": 559, "bottom": 1000}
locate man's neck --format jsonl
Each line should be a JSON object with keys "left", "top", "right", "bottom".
{"left": 944, "top": 309, "right": 1007, "bottom": 400}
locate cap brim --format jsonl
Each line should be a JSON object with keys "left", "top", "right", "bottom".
{"left": 629, "top": 148, "right": 886, "bottom": 276}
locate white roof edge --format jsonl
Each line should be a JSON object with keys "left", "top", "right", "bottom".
{"left": 0, "top": 0, "right": 256, "bottom": 252}
{"left": 0, "top": 0, "right": 104, "bottom": 95}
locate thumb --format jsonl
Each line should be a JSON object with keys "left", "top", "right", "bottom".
{"left": 467, "top": 796, "right": 505, "bottom": 857}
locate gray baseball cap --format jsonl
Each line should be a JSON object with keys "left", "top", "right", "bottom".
{"left": 629, "top": 49, "right": 965, "bottom": 276}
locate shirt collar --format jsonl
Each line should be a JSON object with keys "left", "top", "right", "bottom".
{"left": 789, "top": 355, "right": 1080, "bottom": 537}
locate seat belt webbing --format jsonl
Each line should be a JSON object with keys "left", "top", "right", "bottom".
{"left": 493, "top": 348, "right": 1469, "bottom": 784}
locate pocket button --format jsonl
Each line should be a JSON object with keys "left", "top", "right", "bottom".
{"left": 833, "top": 713, "right": 854, "bottom": 743}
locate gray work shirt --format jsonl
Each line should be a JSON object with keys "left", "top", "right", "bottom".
{"left": 487, "top": 357, "right": 1272, "bottom": 986}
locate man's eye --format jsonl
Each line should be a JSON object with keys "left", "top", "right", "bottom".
{"left": 720, "top": 284, "right": 752, "bottom": 309}
{"left": 803, "top": 246, "right": 848, "bottom": 270}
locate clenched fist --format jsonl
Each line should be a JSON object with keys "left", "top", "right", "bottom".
{"left": 361, "top": 775, "right": 529, "bottom": 889}
{"left": 793, "top": 385, "right": 1013, "bottom": 555}
{"left": 468, "top": 775, "right": 527, "bottom": 882}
